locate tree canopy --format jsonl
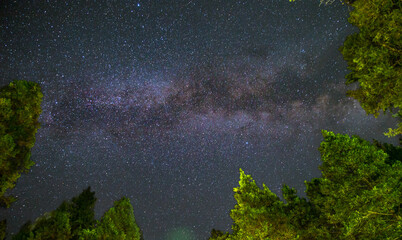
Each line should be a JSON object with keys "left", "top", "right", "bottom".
{"left": 2, "top": 0, "right": 402, "bottom": 239}
{"left": 293, "top": 0, "right": 401, "bottom": 137}
{"left": 0, "top": 80, "right": 43, "bottom": 208}
{"left": 210, "top": 131, "right": 402, "bottom": 239}
{"left": 79, "top": 197, "right": 143, "bottom": 240}
{"left": 340, "top": 0, "right": 402, "bottom": 136}
{"left": 12, "top": 187, "right": 143, "bottom": 240}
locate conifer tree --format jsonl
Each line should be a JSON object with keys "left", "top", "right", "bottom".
{"left": 12, "top": 188, "right": 143, "bottom": 240}
{"left": 80, "top": 197, "right": 143, "bottom": 240}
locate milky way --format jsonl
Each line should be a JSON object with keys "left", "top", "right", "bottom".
{"left": 0, "top": 1, "right": 398, "bottom": 239}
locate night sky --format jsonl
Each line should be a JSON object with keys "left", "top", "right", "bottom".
{"left": 0, "top": 1, "right": 398, "bottom": 239}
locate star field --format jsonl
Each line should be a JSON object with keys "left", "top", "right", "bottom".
{"left": 0, "top": 1, "right": 398, "bottom": 239}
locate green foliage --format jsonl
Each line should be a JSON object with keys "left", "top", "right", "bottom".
{"left": 12, "top": 211, "right": 72, "bottom": 240}
{"left": 69, "top": 187, "right": 97, "bottom": 237}
{"left": 210, "top": 131, "right": 402, "bottom": 239}
{"left": 0, "top": 80, "right": 43, "bottom": 208}
{"left": 0, "top": 220, "right": 6, "bottom": 240}
{"left": 306, "top": 130, "right": 401, "bottom": 239}
{"left": 12, "top": 187, "right": 95, "bottom": 240}
{"left": 373, "top": 138, "right": 402, "bottom": 165}
{"left": 228, "top": 169, "right": 296, "bottom": 239}
{"left": 80, "top": 197, "right": 142, "bottom": 240}
{"left": 292, "top": 0, "right": 401, "bottom": 135}
{"left": 209, "top": 229, "right": 229, "bottom": 240}
{"left": 12, "top": 188, "right": 142, "bottom": 240}
{"left": 339, "top": 0, "right": 402, "bottom": 135}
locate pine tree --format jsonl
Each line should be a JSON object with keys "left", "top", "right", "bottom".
{"left": 12, "top": 189, "right": 143, "bottom": 240}
{"left": 80, "top": 197, "right": 143, "bottom": 240}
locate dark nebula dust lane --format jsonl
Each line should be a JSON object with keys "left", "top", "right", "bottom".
{"left": 0, "top": 1, "right": 398, "bottom": 239}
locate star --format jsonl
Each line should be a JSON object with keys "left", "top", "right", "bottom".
{"left": 0, "top": 1, "right": 397, "bottom": 239}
